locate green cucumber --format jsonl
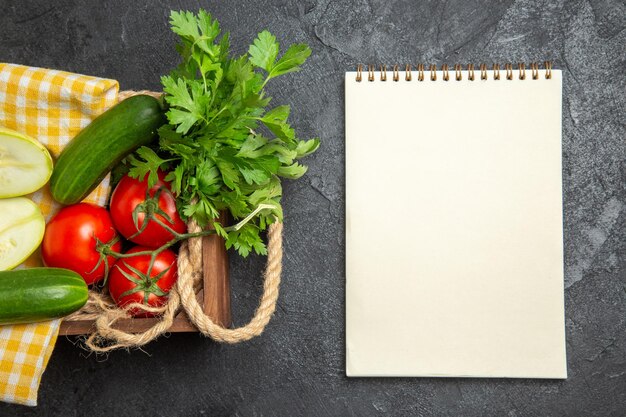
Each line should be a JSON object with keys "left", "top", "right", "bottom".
{"left": 50, "top": 95, "right": 166, "bottom": 204}
{"left": 0, "top": 268, "right": 88, "bottom": 325}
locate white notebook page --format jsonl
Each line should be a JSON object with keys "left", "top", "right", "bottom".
{"left": 345, "top": 69, "right": 566, "bottom": 378}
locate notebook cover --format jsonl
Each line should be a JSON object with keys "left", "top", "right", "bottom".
{"left": 345, "top": 69, "right": 566, "bottom": 378}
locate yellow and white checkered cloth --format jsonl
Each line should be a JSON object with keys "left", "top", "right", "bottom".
{"left": 0, "top": 63, "right": 119, "bottom": 406}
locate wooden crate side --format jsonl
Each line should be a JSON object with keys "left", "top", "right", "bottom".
{"left": 202, "top": 233, "right": 231, "bottom": 328}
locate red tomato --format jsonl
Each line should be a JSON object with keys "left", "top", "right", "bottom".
{"left": 107, "top": 246, "right": 178, "bottom": 317}
{"left": 42, "top": 203, "right": 121, "bottom": 285}
{"left": 110, "top": 171, "right": 186, "bottom": 248}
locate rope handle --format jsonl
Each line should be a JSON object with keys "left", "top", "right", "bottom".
{"left": 117, "top": 89, "right": 162, "bottom": 101}
{"left": 178, "top": 221, "right": 283, "bottom": 343}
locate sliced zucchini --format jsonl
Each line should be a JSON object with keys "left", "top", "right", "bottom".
{"left": 0, "top": 197, "right": 45, "bottom": 270}
{"left": 0, "top": 127, "right": 53, "bottom": 198}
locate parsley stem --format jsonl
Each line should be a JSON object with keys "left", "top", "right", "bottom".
{"left": 227, "top": 203, "right": 276, "bottom": 232}
{"left": 205, "top": 106, "right": 227, "bottom": 126}
{"left": 260, "top": 75, "right": 272, "bottom": 91}
{"left": 202, "top": 71, "right": 208, "bottom": 95}
{"left": 99, "top": 228, "right": 218, "bottom": 261}
{"left": 190, "top": 36, "right": 215, "bottom": 58}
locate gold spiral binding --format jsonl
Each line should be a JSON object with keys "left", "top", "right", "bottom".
{"left": 355, "top": 62, "right": 553, "bottom": 82}
{"left": 368, "top": 64, "right": 375, "bottom": 82}
{"left": 518, "top": 62, "right": 526, "bottom": 80}
{"left": 505, "top": 63, "right": 513, "bottom": 80}
{"left": 380, "top": 64, "right": 387, "bottom": 81}
{"left": 480, "top": 64, "right": 488, "bottom": 80}
{"left": 531, "top": 62, "right": 539, "bottom": 80}
{"left": 544, "top": 61, "right": 552, "bottom": 79}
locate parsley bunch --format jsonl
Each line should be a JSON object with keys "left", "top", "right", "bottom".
{"left": 129, "top": 10, "right": 319, "bottom": 257}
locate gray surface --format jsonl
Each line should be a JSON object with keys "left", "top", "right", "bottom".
{"left": 1, "top": 0, "right": 625, "bottom": 415}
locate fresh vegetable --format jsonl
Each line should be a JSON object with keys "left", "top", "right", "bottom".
{"left": 110, "top": 171, "right": 186, "bottom": 248}
{"left": 41, "top": 203, "right": 121, "bottom": 285}
{"left": 128, "top": 10, "right": 319, "bottom": 257}
{"left": 0, "top": 197, "right": 45, "bottom": 270}
{"left": 49, "top": 95, "right": 166, "bottom": 205}
{"left": 0, "top": 127, "right": 53, "bottom": 198}
{"left": 0, "top": 268, "right": 88, "bottom": 325}
{"left": 107, "top": 246, "right": 178, "bottom": 317}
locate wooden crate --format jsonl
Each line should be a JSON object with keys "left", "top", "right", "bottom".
{"left": 59, "top": 232, "right": 231, "bottom": 336}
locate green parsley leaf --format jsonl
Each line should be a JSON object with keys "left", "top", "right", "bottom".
{"left": 248, "top": 31, "right": 279, "bottom": 72}
{"left": 269, "top": 43, "right": 311, "bottom": 78}
{"left": 162, "top": 76, "right": 208, "bottom": 134}
{"left": 128, "top": 147, "right": 171, "bottom": 187}
{"left": 170, "top": 11, "right": 202, "bottom": 41}
{"left": 295, "top": 138, "right": 320, "bottom": 158}
{"left": 261, "top": 105, "right": 296, "bottom": 142}
{"left": 278, "top": 162, "right": 308, "bottom": 179}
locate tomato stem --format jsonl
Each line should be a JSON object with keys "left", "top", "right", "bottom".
{"left": 129, "top": 186, "right": 176, "bottom": 240}
{"left": 98, "top": 229, "right": 214, "bottom": 258}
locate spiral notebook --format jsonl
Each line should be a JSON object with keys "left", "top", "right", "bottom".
{"left": 345, "top": 63, "right": 567, "bottom": 378}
